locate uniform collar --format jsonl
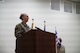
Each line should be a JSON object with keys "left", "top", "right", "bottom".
{"left": 21, "top": 22, "right": 27, "bottom": 27}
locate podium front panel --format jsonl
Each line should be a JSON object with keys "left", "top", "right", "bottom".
{"left": 16, "top": 30, "right": 36, "bottom": 53}
{"left": 15, "top": 29, "right": 56, "bottom": 53}
{"left": 36, "top": 30, "right": 56, "bottom": 53}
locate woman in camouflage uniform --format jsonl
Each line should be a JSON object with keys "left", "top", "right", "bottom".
{"left": 14, "top": 13, "right": 31, "bottom": 38}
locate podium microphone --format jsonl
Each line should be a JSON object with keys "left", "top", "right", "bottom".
{"left": 35, "top": 27, "right": 41, "bottom": 30}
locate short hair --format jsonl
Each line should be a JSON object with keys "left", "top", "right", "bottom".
{"left": 19, "top": 14, "right": 25, "bottom": 20}
{"left": 58, "top": 38, "right": 62, "bottom": 43}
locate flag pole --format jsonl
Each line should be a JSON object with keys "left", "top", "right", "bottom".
{"left": 55, "top": 26, "right": 57, "bottom": 53}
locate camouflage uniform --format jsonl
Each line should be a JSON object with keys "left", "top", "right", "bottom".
{"left": 15, "top": 22, "right": 31, "bottom": 38}
{"left": 57, "top": 44, "right": 65, "bottom": 53}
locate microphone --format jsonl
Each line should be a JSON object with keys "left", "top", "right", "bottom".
{"left": 35, "top": 27, "right": 42, "bottom": 30}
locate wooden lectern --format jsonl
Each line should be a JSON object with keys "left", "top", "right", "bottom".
{"left": 15, "top": 29, "right": 56, "bottom": 53}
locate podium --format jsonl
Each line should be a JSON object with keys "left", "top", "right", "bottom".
{"left": 15, "top": 29, "right": 56, "bottom": 53}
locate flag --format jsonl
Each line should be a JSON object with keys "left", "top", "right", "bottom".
{"left": 55, "top": 27, "right": 58, "bottom": 42}
{"left": 55, "top": 27, "right": 61, "bottom": 48}
{"left": 44, "top": 21, "right": 46, "bottom": 31}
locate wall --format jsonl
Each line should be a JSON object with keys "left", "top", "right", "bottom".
{"left": 0, "top": 0, "right": 80, "bottom": 53}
